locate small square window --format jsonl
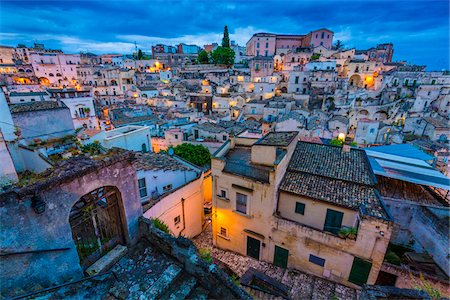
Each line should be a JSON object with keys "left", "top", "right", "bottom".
{"left": 309, "top": 254, "right": 325, "bottom": 267}
{"left": 220, "top": 189, "right": 227, "bottom": 198}
{"left": 174, "top": 215, "right": 181, "bottom": 225}
{"left": 295, "top": 202, "right": 305, "bottom": 215}
{"left": 163, "top": 184, "right": 172, "bottom": 192}
{"left": 220, "top": 227, "right": 228, "bottom": 237}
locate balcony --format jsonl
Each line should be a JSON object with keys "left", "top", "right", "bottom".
{"left": 274, "top": 214, "right": 358, "bottom": 248}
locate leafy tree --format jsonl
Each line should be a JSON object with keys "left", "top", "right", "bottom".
{"left": 137, "top": 49, "right": 143, "bottom": 60}
{"left": 222, "top": 25, "right": 230, "bottom": 48}
{"left": 211, "top": 46, "right": 235, "bottom": 66}
{"left": 173, "top": 143, "right": 211, "bottom": 166}
{"left": 333, "top": 40, "right": 344, "bottom": 50}
{"left": 329, "top": 138, "right": 344, "bottom": 146}
{"left": 311, "top": 53, "right": 321, "bottom": 61}
{"left": 198, "top": 50, "right": 209, "bottom": 64}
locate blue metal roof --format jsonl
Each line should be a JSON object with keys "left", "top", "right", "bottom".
{"left": 364, "top": 144, "right": 434, "bottom": 161}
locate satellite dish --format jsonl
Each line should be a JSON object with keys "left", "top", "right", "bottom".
{"left": 168, "top": 148, "right": 174, "bottom": 156}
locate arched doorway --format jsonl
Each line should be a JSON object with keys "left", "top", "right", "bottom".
{"left": 69, "top": 186, "right": 125, "bottom": 269}
{"left": 349, "top": 74, "right": 362, "bottom": 87}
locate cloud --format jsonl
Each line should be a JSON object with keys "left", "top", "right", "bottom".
{"left": 0, "top": 0, "right": 448, "bottom": 69}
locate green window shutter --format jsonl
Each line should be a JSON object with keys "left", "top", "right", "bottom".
{"left": 348, "top": 257, "right": 372, "bottom": 286}
{"left": 295, "top": 202, "right": 305, "bottom": 215}
{"left": 274, "top": 246, "right": 289, "bottom": 268}
{"left": 323, "top": 209, "right": 343, "bottom": 234}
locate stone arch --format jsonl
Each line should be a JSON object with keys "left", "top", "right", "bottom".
{"left": 373, "top": 110, "right": 388, "bottom": 121}
{"left": 349, "top": 74, "right": 362, "bottom": 87}
{"left": 39, "top": 77, "right": 50, "bottom": 85}
{"left": 69, "top": 186, "right": 126, "bottom": 269}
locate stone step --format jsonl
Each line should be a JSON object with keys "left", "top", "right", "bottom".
{"left": 187, "top": 286, "right": 209, "bottom": 300}
{"left": 166, "top": 275, "right": 197, "bottom": 300}
{"left": 85, "top": 244, "right": 128, "bottom": 276}
{"left": 143, "top": 264, "right": 182, "bottom": 299}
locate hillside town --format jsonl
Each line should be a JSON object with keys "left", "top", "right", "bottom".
{"left": 0, "top": 25, "right": 449, "bottom": 300}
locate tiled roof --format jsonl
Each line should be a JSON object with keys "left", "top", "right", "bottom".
{"left": 280, "top": 172, "right": 386, "bottom": 219}
{"left": 288, "top": 142, "right": 375, "bottom": 185}
{"left": 255, "top": 131, "right": 297, "bottom": 147}
{"left": 113, "top": 114, "right": 163, "bottom": 126}
{"left": 423, "top": 117, "right": 449, "bottom": 129}
{"left": 280, "top": 142, "right": 389, "bottom": 219}
{"left": 9, "top": 101, "right": 66, "bottom": 113}
{"left": 9, "top": 91, "right": 48, "bottom": 97}
{"left": 134, "top": 152, "right": 192, "bottom": 172}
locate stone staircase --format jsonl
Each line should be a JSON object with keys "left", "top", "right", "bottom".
{"left": 142, "top": 264, "right": 210, "bottom": 300}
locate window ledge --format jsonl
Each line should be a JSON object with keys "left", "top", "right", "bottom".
{"left": 233, "top": 210, "right": 253, "bottom": 219}
{"left": 216, "top": 195, "right": 230, "bottom": 202}
{"left": 218, "top": 234, "right": 230, "bottom": 241}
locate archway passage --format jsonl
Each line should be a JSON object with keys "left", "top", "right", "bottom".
{"left": 69, "top": 186, "right": 125, "bottom": 269}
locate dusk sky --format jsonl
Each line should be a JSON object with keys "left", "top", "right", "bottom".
{"left": 0, "top": 0, "right": 448, "bottom": 70}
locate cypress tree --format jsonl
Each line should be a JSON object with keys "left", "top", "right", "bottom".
{"left": 222, "top": 25, "right": 230, "bottom": 48}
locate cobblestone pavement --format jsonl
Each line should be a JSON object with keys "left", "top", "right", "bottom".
{"left": 193, "top": 223, "right": 360, "bottom": 300}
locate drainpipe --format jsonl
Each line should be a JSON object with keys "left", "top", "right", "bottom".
{"left": 179, "top": 197, "right": 186, "bottom": 236}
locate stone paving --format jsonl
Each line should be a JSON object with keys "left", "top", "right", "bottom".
{"left": 193, "top": 224, "right": 360, "bottom": 300}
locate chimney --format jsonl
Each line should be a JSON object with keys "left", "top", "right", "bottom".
{"left": 342, "top": 145, "right": 351, "bottom": 153}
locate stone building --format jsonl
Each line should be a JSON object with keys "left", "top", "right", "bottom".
{"left": 0, "top": 150, "right": 142, "bottom": 293}
{"left": 211, "top": 132, "right": 392, "bottom": 287}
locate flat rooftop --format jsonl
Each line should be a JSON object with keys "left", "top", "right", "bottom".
{"left": 223, "top": 147, "right": 273, "bottom": 183}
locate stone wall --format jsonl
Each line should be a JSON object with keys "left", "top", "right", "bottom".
{"left": 139, "top": 217, "right": 252, "bottom": 300}
{"left": 384, "top": 198, "right": 449, "bottom": 276}
{"left": 11, "top": 107, "right": 74, "bottom": 141}
{"left": 0, "top": 153, "right": 142, "bottom": 293}
{"left": 380, "top": 263, "right": 450, "bottom": 298}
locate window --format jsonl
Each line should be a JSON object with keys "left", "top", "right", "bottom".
{"left": 309, "top": 254, "right": 325, "bottom": 267}
{"left": 220, "top": 226, "right": 228, "bottom": 238}
{"left": 219, "top": 189, "right": 227, "bottom": 199}
{"left": 138, "top": 178, "right": 147, "bottom": 198}
{"left": 222, "top": 135, "right": 227, "bottom": 141}
{"left": 236, "top": 192, "right": 247, "bottom": 214}
{"left": 174, "top": 134, "right": 179, "bottom": 139}
{"left": 265, "top": 42, "right": 269, "bottom": 48}
{"left": 256, "top": 42, "right": 260, "bottom": 48}
{"left": 295, "top": 202, "right": 305, "bottom": 215}
{"left": 295, "top": 76, "right": 299, "bottom": 84}
{"left": 174, "top": 215, "right": 181, "bottom": 225}
{"left": 264, "top": 50, "right": 268, "bottom": 56}
{"left": 163, "top": 184, "right": 172, "bottom": 192}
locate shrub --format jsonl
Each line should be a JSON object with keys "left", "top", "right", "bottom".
{"left": 151, "top": 218, "right": 170, "bottom": 234}
{"left": 173, "top": 143, "right": 211, "bottom": 166}
{"left": 338, "top": 227, "right": 358, "bottom": 239}
{"left": 385, "top": 251, "right": 402, "bottom": 266}
{"left": 198, "top": 248, "right": 213, "bottom": 264}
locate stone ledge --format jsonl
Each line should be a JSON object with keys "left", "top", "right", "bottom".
{"left": 86, "top": 245, "right": 128, "bottom": 276}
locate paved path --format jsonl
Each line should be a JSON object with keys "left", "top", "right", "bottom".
{"left": 193, "top": 224, "right": 360, "bottom": 300}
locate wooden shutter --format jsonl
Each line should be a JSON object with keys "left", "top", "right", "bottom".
{"left": 324, "top": 209, "right": 343, "bottom": 234}
{"left": 348, "top": 257, "right": 372, "bottom": 285}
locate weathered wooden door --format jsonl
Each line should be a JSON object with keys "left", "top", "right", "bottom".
{"left": 273, "top": 246, "right": 289, "bottom": 268}
{"left": 348, "top": 257, "right": 372, "bottom": 285}
{"left": 69, "top": 186, "right": 125, "bottom": 269}
{"left": 246, "top": 236, "right": 261, "bottom": 260}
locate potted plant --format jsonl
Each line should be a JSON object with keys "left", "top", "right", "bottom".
{"left": 338, "top": 227, "right": 358, "bottom": 240}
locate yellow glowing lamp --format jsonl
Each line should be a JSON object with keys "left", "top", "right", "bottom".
{"left": 338, "top": 133, "right": 346, "bottom": 141}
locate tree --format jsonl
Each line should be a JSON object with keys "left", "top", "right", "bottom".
{"left": 211, "top": 46, "right": 235, "bottom": 66}
{"left": 222, "top": 25, "right": 230, "bottom": 48}
{"left": 334, "top": 40, "right": 344, "bottom": 50}
{"left": 137, "top": 49, "right": 143, "bottom": 59}
{"left": 197, "top": 50, "right": 209, "bottom": 64}
{"left": 173, "top": 143, "right": 211, "bottom": 167}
